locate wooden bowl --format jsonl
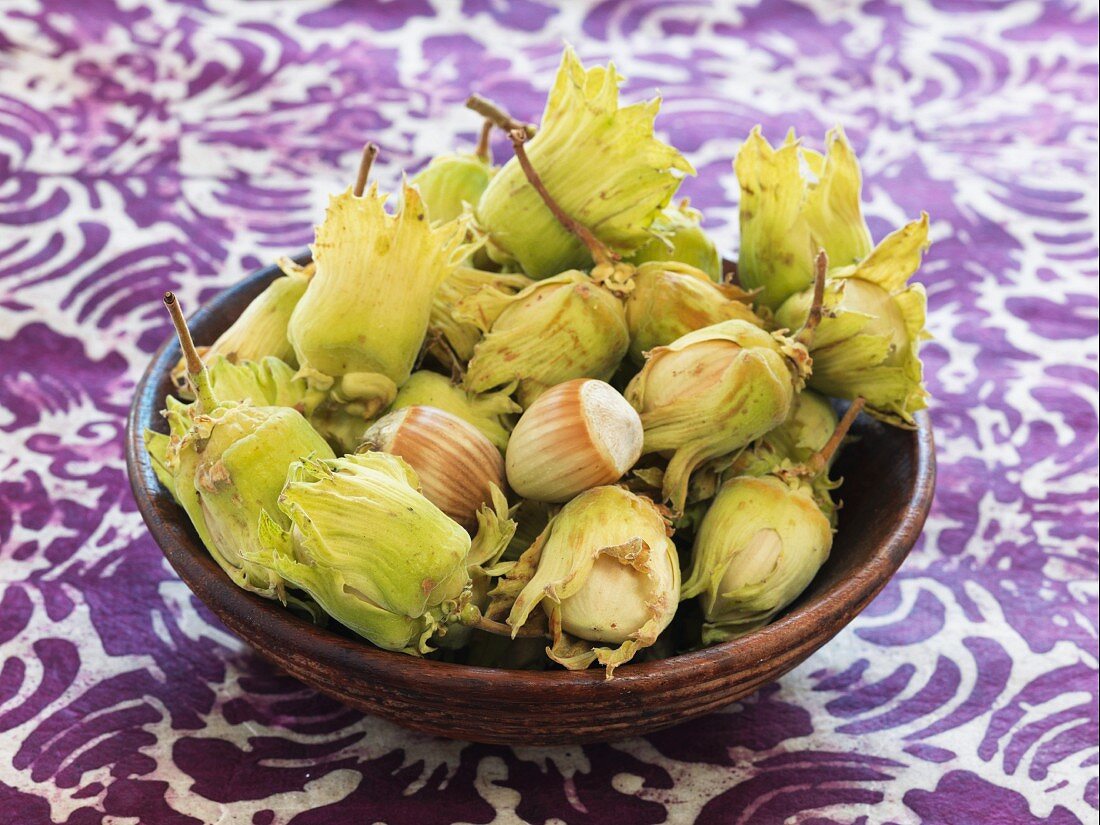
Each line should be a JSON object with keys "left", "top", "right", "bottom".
{"left": 126, "top": 254, "right": 936, "bottom": 746}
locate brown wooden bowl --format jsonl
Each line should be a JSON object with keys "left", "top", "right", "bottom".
{"left": 126, "top": 253, "right": 936, "bottom": 746}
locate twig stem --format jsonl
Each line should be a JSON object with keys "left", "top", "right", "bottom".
{"left": 354, "top": 143, "right": 379, "bottom": 197}
{"left": 509, "top": 129, "right": 617, "bottom": 268}
{"left": 475, "top": 119, "right": 493, "bottom": 163}
{"left": 164, "top": 292, "right": 217, "bottom": 410}
{"left": 797, "top": 250, "right": 828, "bottom": 347}
{"left": 806, "top": 397, "right": 865, "bottom": 475}
{"left": 465, "top": 94, "right": 535, "bottom": 136}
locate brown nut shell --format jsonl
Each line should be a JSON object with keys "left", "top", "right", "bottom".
{"left": 362, "top": 405, "right": 505, "bottom": 531}
{"left": 505, "top": 379, "right": 643, "bottom": 503}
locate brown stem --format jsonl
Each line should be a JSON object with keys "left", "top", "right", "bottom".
{"left": 164, "top": 292, "right": 216, "bottom": 410}
{"left": 353, "top": 142, "right": 379, "bottom": 197}
{"left": 465, "top": 94, "right": 535, "bottom": 137}
{"left": 472, "top": 614, "right": 547, "bottom": 639}
{"left": 805, "top": 397, "right": 865, "bottom": 475}
{"left": 475, "top": 119, "right": 493, "bottom": 163}
{"left": 797, "top": 250, "right": 828, "bottom": 347}
{"left": 509, "top": 129, "right": 618, "bottom": 268}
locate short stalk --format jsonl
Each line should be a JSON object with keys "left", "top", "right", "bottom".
{"left": 353, "top": 142, "right": 379, "bottom": 197}
{"left": 796, "top": 250, "right": 828, "bottom": 347}
{"left": 164, "top": 292, "right": 217, "bottom": 411}
{"left": 508, "top": 129, "right": 619, "bottom": 269}
{"left": 804, "top": 397, "right": 865, "bottom": 476}
{"left": 474, "top": 119, "right": 493, "bottom": 163}
{"left": 465, "top": 94, "right": 535, "bottom": 137}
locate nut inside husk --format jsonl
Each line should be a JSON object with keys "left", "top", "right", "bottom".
{"left": 625, "top": 319, "right": 811, "bottom": 512}
{"left": 775, "top": 214, "right": 930, "bottom": 427}
{"left": 680, "top": 399, "right": 864, "bottom": 641}
{"left": 500, "top": 485, "right": 680, "bottom": 678}
{"left": 506, "top": 378, "right": 643, "bottom": 502}
{"left": 459, "top": 270, "right": 630, "bottom": 408}
{"left": 360, "top": 405, "right": 506, "bottom": 532}
{"left": 624, "top": 261, "right": 764, "bottom": 364}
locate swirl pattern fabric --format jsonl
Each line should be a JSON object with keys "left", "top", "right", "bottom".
{"left": 0, "top": 1, "right": 1097, "bottom": 822}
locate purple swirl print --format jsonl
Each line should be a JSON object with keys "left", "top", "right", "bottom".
{"left": 0, "top": 1, "right": 1097, "bottom": 823}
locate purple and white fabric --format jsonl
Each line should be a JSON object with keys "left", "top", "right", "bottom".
{"left": 0, "top": 1, "right": 1097, "bottom": 822}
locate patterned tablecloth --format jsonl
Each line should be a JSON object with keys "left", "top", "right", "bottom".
{"left": 1, "top": 1, "right": 1097, "bottom": 822}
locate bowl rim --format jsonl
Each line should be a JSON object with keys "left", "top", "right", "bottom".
{"left": 126, "top": 255, "right": 936, "bottom": 695}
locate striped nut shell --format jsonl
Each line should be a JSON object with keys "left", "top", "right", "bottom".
{"left": 360, "top": 405, "right": 505, "bottom": 531}
{"left": 505, "top": 379, "right": 644, "bottom": 503}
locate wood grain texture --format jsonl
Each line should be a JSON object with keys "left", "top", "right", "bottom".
{"left": 125, "top": 253, "right": 936, "bottom": 745}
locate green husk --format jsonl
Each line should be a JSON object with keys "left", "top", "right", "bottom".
{"left": 458, "top": 270, "right": 629, "bottom": 408}
{"left": 288, "top": 182, "right": 471, "bottom": 418}
{"left": 171, "top": 270, "right": 310, "bottom": 398}
{"left": 475, "top": 46, "right": 693, "bottom": 278}
{"left": 503, "top": 485, "right": 680, "bottom": 678}
{"left": 735, "top": 126, "right": 872, "bottom": 309}
{"left": 627, "top": 200, "right": 722, "bottom": 281}
{"left": 775, "top": 215, "right": 931, "bottom": 427}
{"left": 246, "top": 452, "right": 474, "bottom": 654}
{"left": 146, "top": 400, "right": 335, "bottom": 602}
{"left": 624, "top": 261, "right": 764, "bottom": 364}
{"left": 761, "top": 390, "right": 838, "bottom": 465}
{"left": 412, "top": 153, "right": 493, "bottom": 224}
{"left": 170, "top": 354, "right": 368, "bottom": 455}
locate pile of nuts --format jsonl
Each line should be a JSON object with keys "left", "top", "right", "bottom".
{"left": 146, "top": 46, "right": 929, "bottom": 677}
